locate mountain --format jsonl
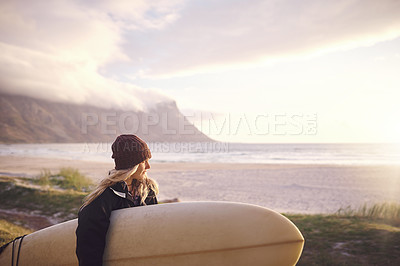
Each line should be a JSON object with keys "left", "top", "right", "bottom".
{"left": 0, "top": 94, "right": 213, "bottom": 143}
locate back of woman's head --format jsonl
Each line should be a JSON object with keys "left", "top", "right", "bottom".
{"left": 81, "top": 135, "right": 158, "bottom": 208}
{"left": 111, "top": 134, "right": 152, "bottom": 170}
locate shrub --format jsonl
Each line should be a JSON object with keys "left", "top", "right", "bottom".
{"left": 337, "top": 202, "right": 400, "bottom": 223}
{"left": 37, "top": 169, "right": 52, "bottom": 186}
{"left": 35, "top": 168, "right": 93, "bottom": 192}
{"left": 56, "top": 167, "right": 93, "bottom": 191}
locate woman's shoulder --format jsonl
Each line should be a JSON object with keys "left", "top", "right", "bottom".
{"left": 82, "top": 183, "right": 124, "bottom": 206}
{"left": 79, "top": 185, "right": 126, "bottom": 215}
{"left": 110, "top": 181, "right": 128, "bottom": 192}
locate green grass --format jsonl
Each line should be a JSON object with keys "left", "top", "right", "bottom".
{"left": 0, "top": 220, "right": 32, "bottom": 247}
{"left": 0, "top": 177, "right": 87, "bottom": 219}
{"left": 337, "top": 202, "right": 400, "bottom": 223}
{"left": 0, "top": 173, "right": 89, "bottom": 246}
{"left": 34, "top": 167, "right": 93, "bottom": 191}
{"left": 286, "top": 203, "right": 400, "bottom": 265}
{"left": 0, "top": 172, "right": 87, "bottom": 219}
{"left": 36, "top": 169, "right": 52, "bottom": 186}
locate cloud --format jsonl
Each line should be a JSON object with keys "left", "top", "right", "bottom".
{"left": 1, "top": 0, "right": 399, "bottom": 111}
{"left": 84, "top": 0, "right": 184, "bottom": 30}
{"left": 123, "top": 0, "right": 400, "bottom": 78}
{"left": 0, "top": 0, "right": 178, "bottom": 110}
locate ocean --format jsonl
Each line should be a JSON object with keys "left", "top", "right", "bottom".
{"left": 0, "top": 142, "right": 399, "bottom": 166}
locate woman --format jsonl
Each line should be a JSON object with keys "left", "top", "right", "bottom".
{"left": 76, "top": 134, "right": 159, "bottom": 266}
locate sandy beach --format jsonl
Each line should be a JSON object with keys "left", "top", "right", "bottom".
{"left": 1, "top": 155, "right": 399, "bottom": 214}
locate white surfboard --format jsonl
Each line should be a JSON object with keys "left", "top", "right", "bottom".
{"left": 0, "top": 202, "right": 304, "bottom": 265}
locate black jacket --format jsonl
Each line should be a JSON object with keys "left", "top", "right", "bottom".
{"left": 75, "top": 181, "right": 158, "bottom": 266}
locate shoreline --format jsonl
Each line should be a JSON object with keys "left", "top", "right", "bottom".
{"left": 0, "top": 155, "right": 332, "bottom": 179}
{"left": 1, "top": 155, "right": 398, "bottom": 177}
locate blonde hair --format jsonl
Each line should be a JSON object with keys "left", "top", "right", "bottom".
{"left": 81, "top": 165, "right": 159, "bottom": 209}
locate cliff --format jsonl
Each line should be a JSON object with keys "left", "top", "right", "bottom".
{"left": 0, "top": 94, "right": 213, "bottom": 143}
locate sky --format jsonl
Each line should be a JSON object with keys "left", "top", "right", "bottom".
{"left": 1, "top": 0, "right": 400, "bottom": 143}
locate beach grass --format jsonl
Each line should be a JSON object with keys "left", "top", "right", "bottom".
{"left": 286, "top": 203, "right": 400, "bottom": 265}
{"left": 35, "top": 167, "right": 93, "bottom": 191}
{"left": 0, "top": 175, "right": 87, "bottom": 221}
{"left": 336, "top": 202, "right": 400, "bottom": 222}
{"left": 0, "top": 173, "right": 88, "bottom": 246}
{"left": 0, "top": 220, "right": 32, "bottom": 247}
{"left": 1, "top": 173, "right": 400, "bottom": 265}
